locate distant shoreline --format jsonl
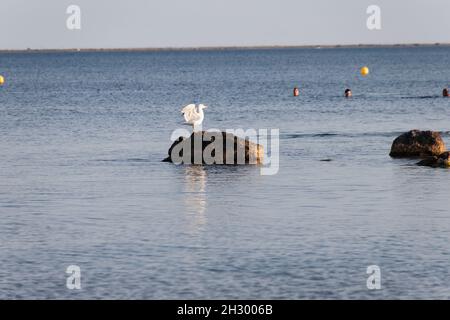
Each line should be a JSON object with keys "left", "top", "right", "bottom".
{"left": 1, "top": 43, "right": 450, "bottom": 53}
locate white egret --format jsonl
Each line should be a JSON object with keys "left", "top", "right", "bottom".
{"left": 181, "top": 104, "right": 208, "bottom": 131}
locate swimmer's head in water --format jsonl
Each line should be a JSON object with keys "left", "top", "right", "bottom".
{"left": 345, "top": 89, "right": 352, "bottom": 97}
{"left": 443, "top": 88, "right": 449, "bottom": 97}
{"left": 293, "top": 87, "right": 300, "bottom": 97}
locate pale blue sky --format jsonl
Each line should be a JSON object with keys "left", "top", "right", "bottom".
{"left": 1, "top": 0, "right": 449, "bottom": 49}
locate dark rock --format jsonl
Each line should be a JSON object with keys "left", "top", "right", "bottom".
{"left": 163, "top": 131, "right": 264, "bottom": 165}
{"left": 390, "top": 130, "right": 446, "bottom": 158}
{"left": 417, "top": 151, "right": 450, "bottom": 168}
{"left": 417, "top": 156, "right": 438, "bottom": 167}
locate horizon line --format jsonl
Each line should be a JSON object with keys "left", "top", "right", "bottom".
{"left": 1, "top": 42, "right": 450, "bottom": 53}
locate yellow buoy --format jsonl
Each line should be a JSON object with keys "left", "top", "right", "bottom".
{"left": 0, "top": 75, "right": 4, "bottom": 85}
{"left": 360, "top": 66, "right": 369, "bottom": 77}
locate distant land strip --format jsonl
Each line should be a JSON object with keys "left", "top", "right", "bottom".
{"left": 1, "top": 43, "right": 450, "bottom": 53}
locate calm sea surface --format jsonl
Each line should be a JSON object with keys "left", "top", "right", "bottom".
{"left": 1, "top": 47, "right": 450, "bottom": 299}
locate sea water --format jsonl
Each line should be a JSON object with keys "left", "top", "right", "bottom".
{"left": 0, "top": 47, "right": 450, "bottom": 299}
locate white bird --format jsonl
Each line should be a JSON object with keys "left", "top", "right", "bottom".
{"left": 181, "top": 104, "right": 208, "bottom": 131}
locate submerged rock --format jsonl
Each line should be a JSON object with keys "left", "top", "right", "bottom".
{"left": 389, "top": 130, "right": 446, "bottom": 158}
{"left": 163, "top": 131, "right": 264, "bottom": 165}
{"left": 417, "top": 152, "right": 450, "bottom": 168}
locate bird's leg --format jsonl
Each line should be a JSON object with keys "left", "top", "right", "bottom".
{"left": 193, "top": 124, "right": 203, "bottom": 133}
